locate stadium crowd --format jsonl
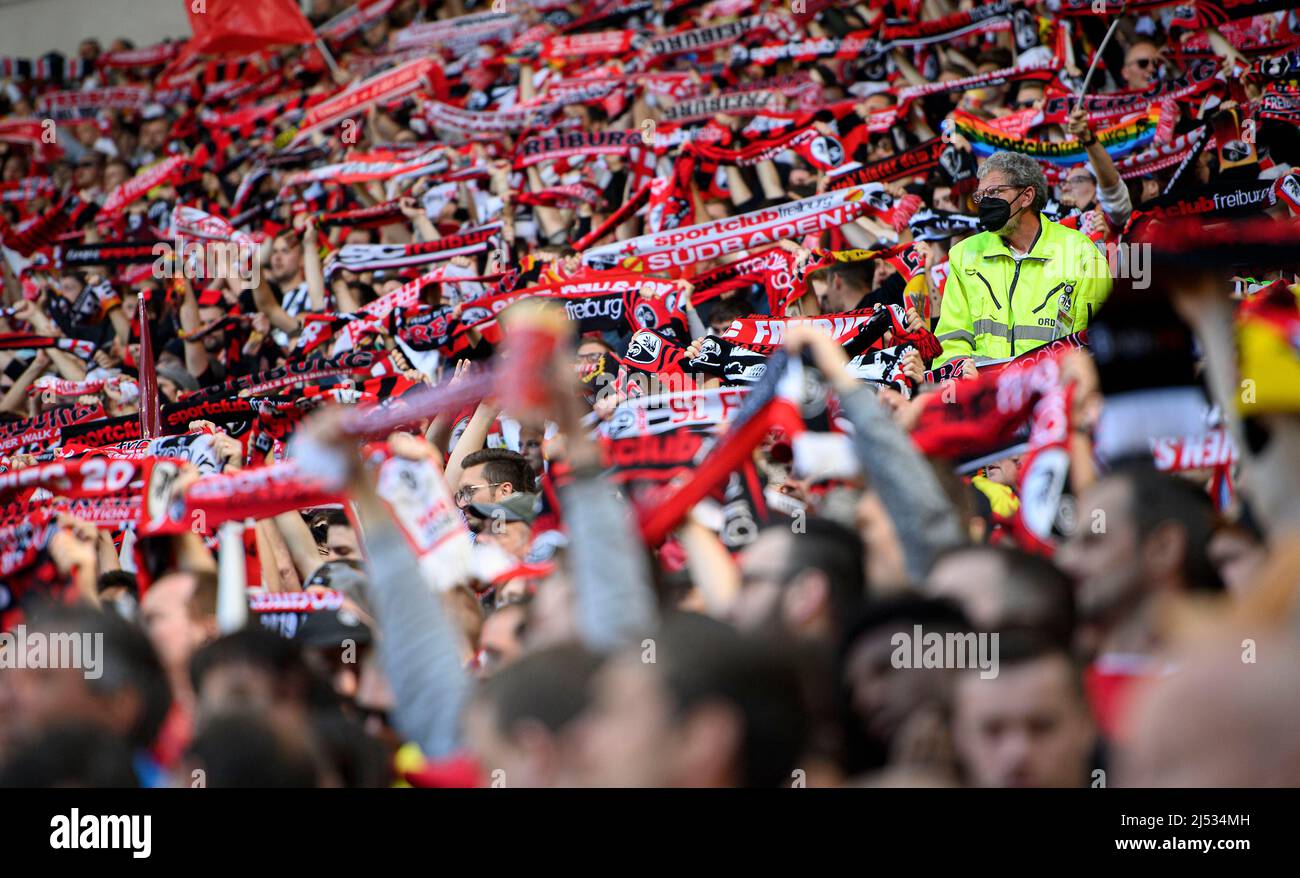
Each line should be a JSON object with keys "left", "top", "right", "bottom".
{"left": 0, "top": 0, "right": 1299, "bottom": 788}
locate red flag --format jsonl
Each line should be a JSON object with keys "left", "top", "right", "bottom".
{"left": 185, "top": 0, "right": 316, "bottom": 56}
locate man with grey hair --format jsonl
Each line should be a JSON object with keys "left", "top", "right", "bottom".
{"left": 932, "top": 150, "right": 1112, "bottom": 367}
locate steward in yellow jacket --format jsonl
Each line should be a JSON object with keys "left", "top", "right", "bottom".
{"left": 934, "top": 151, "right": 1113, "bottom": 366}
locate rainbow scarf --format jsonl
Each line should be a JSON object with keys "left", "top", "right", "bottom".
{"left": 947, "top": 105, "right": 1164, "bottom": 166}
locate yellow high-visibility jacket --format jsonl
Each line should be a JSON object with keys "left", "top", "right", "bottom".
{"left": 971, "top": 474, "right": 1019, "bottom": 519}
{"left": 933, "top": 217, "right": 1112, "bottom": 366}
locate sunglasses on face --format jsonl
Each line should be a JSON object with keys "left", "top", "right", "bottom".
{"left": 1129, "top": 57, "right": 1156, "bottom": 69}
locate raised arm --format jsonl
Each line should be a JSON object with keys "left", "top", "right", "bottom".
{"left": 302, "top": 216, "right": 328, "bottom": 314}
{"left": 177, "top": 280, "right": 211, "bottom": 380}
{"left": 294, "top": 419, "right": 472, "bottom": 758}
{"left": 786, "top": 326, "right": 965, "bottom": 581}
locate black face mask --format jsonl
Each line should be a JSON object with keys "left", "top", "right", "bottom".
{"left": 978, "top": 187, "right": 1031, "bottom": 233}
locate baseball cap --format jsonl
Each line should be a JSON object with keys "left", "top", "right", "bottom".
{"left": 303, "top": 559, "right": 370, "bottom": 602}
{"left": 295, "top": 604, "right": 373, "bottom": 650}
{"left": 296, "top": 560, "right": 376, "bottom": 647}
{"left": 467, "top": 492, "right": 540, "bottom": 525}
{"left": 156, "top": 363, "right": 199, "bottom": 394}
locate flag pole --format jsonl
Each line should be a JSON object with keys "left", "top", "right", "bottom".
{"left": 1074, "top": 1, "right": 1129, "bottom": 110}
{"left": 315, "top": 37, "right": 344, "bottom": 83}
{"left": 137, "top": 289, "right": 161, "bottom": 440}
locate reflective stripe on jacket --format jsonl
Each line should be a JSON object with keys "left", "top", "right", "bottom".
{"left": 933, "top": 217, "right": 1112, "bottom": 366}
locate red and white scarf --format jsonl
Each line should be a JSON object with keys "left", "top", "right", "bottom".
{"left": 583, "top": 185, "right": 918, "bottom": 271}
{"left": 332, "top": 222, "right": 501, "bottom": 272}
{"left": 293, "top": 58, "right": 444, "bottom": 145}
{"left": 172, "top": 204, "right": 258, "bottom": 247}
{"left": 374, "top": 451, "right": 473, "bottom": 591}
{"left": 97, "top": 41, "right": 182, "bottom": 69}
{"left": 662, "top": 90, "right": 782, "bottom": 123}
{"left": 541, "top": 30, "right": 641, "bottom": 61}
{"left": 281, "top": 147, "right": 449, "bottom": 187}
{"left": 37, "top": 87, "right": 152, "bottom": 121}
{"left": 514, "top": 129, "right": 640, "bottom": 168}
{"left": 422, "top": 98, "right": 558, "bottom": 134}
{"left": 599, "top": 386, "right": 751, "bottom": 439}
{"left": 0, "top": 118, "right": 61, "bottom": 162}
{"left": 390, "top": 11, "right": 522, "bottom": 53}
{"left": 318, "top": 0, "right": 400, "bottom": 43}
{"left": 138, "top": 459, "right": 341, "bottom": 536}
{"left": 0, "top": 176, "right": 55, "bottom": 203}
{"left": 720, "top": 312, "right": 879, "bottom": 350}
{"left": 99, "top": 153, "right": 194, "bottom": 217}
{"left": 643, "top": 14, "right": 794, "bottom": 62}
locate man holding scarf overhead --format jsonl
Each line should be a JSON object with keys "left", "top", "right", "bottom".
{"left": 933, "top": 151, "right": 1112, "bottom": 368}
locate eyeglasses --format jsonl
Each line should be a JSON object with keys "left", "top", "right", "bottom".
{"left": 456, "top": 482, "right": 502, "bottom": 504}
{"left": 1128, "top": 57, "right": 1156, "bottom": 69}
{"left": 1065, "top": 176, "right": 1094, "bottom": 186}
{"left": 970, "top": 185, "right": 1024, "bottom": 204}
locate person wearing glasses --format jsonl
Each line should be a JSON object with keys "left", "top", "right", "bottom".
{"left": 455, "top": 448, "right": 536, "bottom": 511}
{"left": 1059, "top": 168, "right": 1098, "bottom": 215}
{"left": 932, "top": 151, "right": 1112, "bottom": 368}
{"left": 1063, "top": 107, "right": 1132, "bottom": 231}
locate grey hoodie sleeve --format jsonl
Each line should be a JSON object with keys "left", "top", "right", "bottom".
{"left": 1097, "top": 178, "right": 1132, "bottom": 230}
{"left": 364, "top": 522, "right": 470, "bottom": 758}
{"left": 837, "top": 384, "right": 965, "bottom": 581}
{"left": 686, "top": 306, "right": 709, "bottom": 341}
{"left": 559, "top": 474, "right": 659, "bottom": 652}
